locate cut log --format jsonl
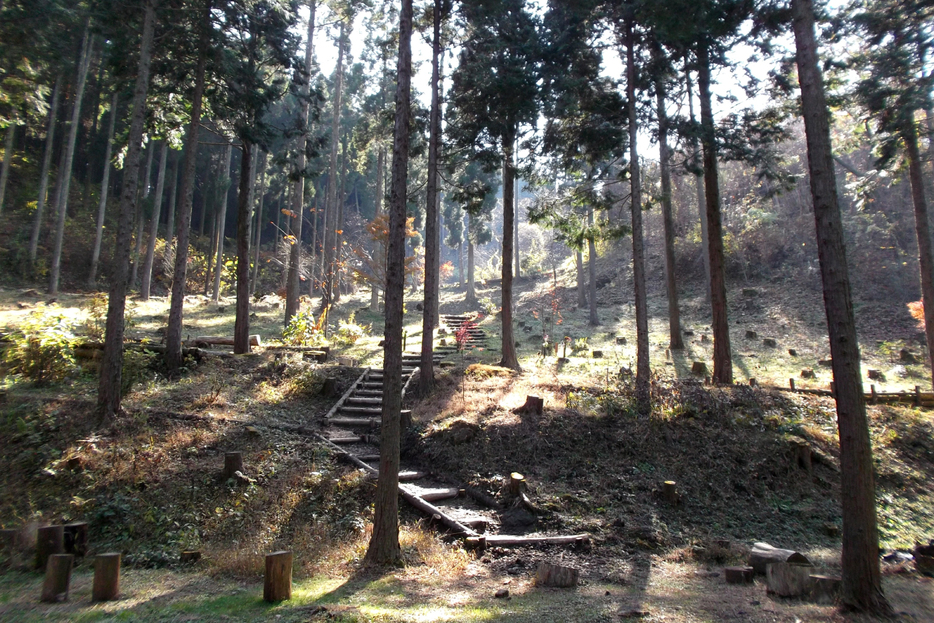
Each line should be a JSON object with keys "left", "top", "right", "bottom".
{"left": 40, "top": 554, "right": 74, "bottom": 602}
{"left": 535, "top": 562, "right": 580, "bottom": 587}
{"left": 263, "top": 551, "right": 292, "bottom": 602}
{"left": 809, "top": 574, "right": 841, "bottom": 604}
{"left": 193, "top": 335, "right": 261, "bottom": 347}
{"left": 180, "top": 550, "right": 201, "bottom": 564}
{"left": 414, "top": 487, "right": 460, "bottom": 503}
{"left": 724, "top": 566, "right": 754, "bottom": 584}
{"left": 63, "top": 522, "right": 88, "bottom": 557}
{"left": 465, "top": 534, "right": 589, "bottom": 548}
{"left": 663, "top": 481, "right": 680, "bottom": 506}
{"left": 749, "top": 542, "right": 810, "bottom": 575}
{"left": 398, "top": 485, "right": 478, "bottom": 537}
{"left": 92, "top": 553, "right": 121, "bottom": 602}
{"left": 766, "top": 562, "right": 812, "bottom": 597}
{"left": 36, "top": 525, "right": 64, "bottom": 571}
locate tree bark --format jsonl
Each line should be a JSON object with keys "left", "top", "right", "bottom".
{"left": 49, "top": 27, "right": 93, "bottom": 295}
{"left": 686, "top": 68, "right": 711, "bottom": 304}
{"left": 576, "top": 249, "right": 586, "bottom": 307}
{"left": 0, "top": 123, "right": 15, "bottom": 214}
{"left": 140, "top": 140, "right": 168, "bottom": 300}
{"left": 370, "top": 144, "right": 385, "bottom": 311}
{"left": 284, "top": 0, "right": 316, "bottom": 324}
{"left": 697, "top": 42, "right": 732, "bottom": 384}
{"left": 321, "top": 18, "right": 347, "bottom": 318}
{"left": 587, "top": 206, "right": 599, "bottom": 326}
{"left": 365, "top": 0, "right": 412, "bottom": 566}
{"left": 420, "top": 0, "right": 444, "bottom": 395}
{"left": 234, "top": 140, "right": 254, "bottom": 354}
{"left": 792, "top": 0, "right": 890, "bottom": 613}
{"left": 97, "top": 0, "right": 157, "bottom": 420}
{"left": 130, "top": 143, "right": 154, "bottom": 290}
{"left": 626, "top": 16, "right": 650, "bottom": 407}
{"left": 212, "top": 142, "right": 233, "bottom": 302}
{"left": 29, "top": 75, "right": 62, "bottom": 268}
{"left": 88, "top": 92, "right": 118, "bottom": 289}
{"left": 251, "top": 149, "right": 267, "bottom": 296}
{"left": 466, "top": 234, "right": 477, "bottom": 304}
{"left": 656, "top": 67, "right": 683, "bottom": 349}
{"left": 164, "top": 149, "right": 179, "bottom": 249}
{"left": 499, "top": 130, "right": 521, "bottom": 371}
{"left": 902, "top": 122, "right": 934, "bottom": 391}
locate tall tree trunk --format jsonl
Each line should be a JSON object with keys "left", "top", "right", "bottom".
{"left": 370, "top": 144, "right": 385, "bottom": 311}
{"left": 284, "top": 0, "right": 316, "bottom": 324}
{"left": 164, "top": 148, "right": 178, "bottom": 248}
{"left": 166, "top": 0, "right": 212, "bottom": 372}
{"left": 514, "top": 161, "right": 520, "bottom": 279}
{"left": 466, "top": 236, "right": 476, "bottom": 304}
{"left": 458, "top": 239, "right": 464, "bottom": 286}
{"left": 420, "top": 0, "right": 444, "bottom": 395}
{"left": 626, "top": 16, "right": 650, "bottom": 407}
{"left": 576, "top": 249, "right": 586, "bottom": 307}
{"left": 656, "top": 66, "right": 683, "bottom": 349}
{"left": 334, "top": 135, "right": 347, "bottom": 302}
{"left": 322, "top": 19, "right": 347, "bottom": 319}
{"left": 88, "top": 92, "right": 118, "bottom": 289}
{"left": 0, "top": 124, "right": 15, "bottom": 214}
{"left": 499, "top": 130, "right": 520, "bottom": 371}
{"left": 213, "top": 142, "right": 233, "bottom": 303}
{"left": 130, "top": 143, "right": 154, "bottom": 290}
{"left": 587, "top": 206, "right": 599, "bottom": 326}
{"left": 140, "top": 141, "right": 168, "bottom": 300}
{"left": 81, "top": 54, "right": 104, "bottom": 217}
{"left": 697, "top": 41, "right": 732, "bottom": 384}
{"left": 365, "top": 0, "right": 412, "bottom": 567}
{"left": 251, "top": 149, "right": 267, "bottom": 296}
{"left": 686, "top": 68, "right": 711, "bottom": 304}
{"left": 234, "top": 140, "right": 254, "bottom": 353}
{"left": 98, "top": 0, "right": 157, "bottom": 420}
{"left": 49, "top": 28, "right": 93, "bottom": 295}
{"left": 791, "top": 0, "right": 890, "bottom": 613}
{"left": 29, "top": 75, "right": 62, "bottom": 268}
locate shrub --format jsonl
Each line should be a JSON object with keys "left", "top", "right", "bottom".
{"left": 333, "top": 312, "right": 368, "bottom": 346}
{"left": 3, "top": 306, "right": 78, "bottom": 385}
{"left": 282, "top": 309, "right": 327, "bottom": 346}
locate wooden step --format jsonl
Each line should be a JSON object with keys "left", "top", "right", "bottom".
{"left": 361, "top": 382, "right": 383, "bottom": 389}
{"left": 355, "top": 390, "right": 384, "bottom": 397}
{"left": 346, "top": 397, "right": 383, "bottom": 405}
{"left": 329, "top": 417, "right": 379, "bottom": 428}
{"left": 328, "top": 435, "right": 365, "bottom": 444}
{"left": 368, "top": 470, "right": 426, "bottom": 482}
{"left": 338, "top": 406, "right": 382, "bottom": 416}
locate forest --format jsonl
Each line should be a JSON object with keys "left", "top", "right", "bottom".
{"left": 0, "top": 0, "right": 933, "bottom": 620}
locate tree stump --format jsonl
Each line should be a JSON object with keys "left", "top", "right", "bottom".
{"left": 867, "top": 369, "right": 884, "bottom": 381}
{"left": 789, "top": 378, "right": 796, "bottom": 391}
{"left": 264, "top": 551, "right": 292, "bottom": 602}
{"left": 766, "top": 562, "right": 812, "bottom": 597}
{"left": 663, "top": 481, "right": 680, "bottom": 506}
{"left": 592, "top": 350, "right": 603, "bottom": 358}
{"left": 507, "top": 472, "right": 526, "bottom": 497}
{"left": 320, "top": 378, "right": 338, "bottom": 398}
{"left": 223, "top": 452, "right": 243, "bottom": 480}
{"left": 36, "top": 525, "right": 64, "bottom": 571}
{"left": 691, "top": 361, "right": 708, "bottom": 377}
{"left": 40, "top": 554, "right": 74, "bottom": 603}
{"left": 793, "top": 441, "right": 812, "bottom": 472}
{"left": 745, "top": 330, "right": 758, "bottom": 339}
{"left": 724, "top": 566, "right": 754, "bottom": 584}
{"left": 64, "top": 522, "right": 88, "bottom": 557}
{"left": 915, "top": 554, "right": 934, "bottom": 577}
{"left": 180, "top": 551, "right": 201, "bottom": 564}
{"left": 534, "top": 562, "right": 579, "bottom": 587}
{"left": 788, "top": 348, "right": 797, "bottom": 357}
{"left": 516, "top": 396, "right": 543, "bottom": 415}
{"left": 748, "top": 542, "right": 810, "bottom": 575}
{"left": 809, "top": 574, "right": 841, "bottom": 604}
{"left": 616, "top": 336, "right": 627, "bottom": 344}
{"left": 92, "top": 553, "right": 121, "bottom": 602}
{"left": 800, "top": 368, "right": 815, "bottom": 379}
{"left": 762, "top": 338, "right": 777, "bottom": 347}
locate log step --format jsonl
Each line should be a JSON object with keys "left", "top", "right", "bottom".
{"left": 369, "top": 470, "right": 426, "bottom": 481}
{"left": 328, "top": 436, "right": 364, "bottom": 444}
{"left": 329, "top": 417, "right": 379, "bottom": 428}
{"left": 465, "top": 534, "right": 589, "bottom": 548}
{"left": 355, "top": 390, "right": 384, "bottom": 397}
{"left": 346, "top": 397, "right": 383, "bottom": 405}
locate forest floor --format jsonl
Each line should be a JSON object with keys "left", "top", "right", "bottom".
{"left": 0, "top": 263, "right": 933, "bottom": 622}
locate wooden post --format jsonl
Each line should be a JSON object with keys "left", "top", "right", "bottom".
{"left": 663, "top": 481, "right": 679, "bottom": 505}
{"left": 223, "top": 452, "right": 243, "bottom": 480}
{"left": 92, "top": 553, "right": 121, "bottom": 602}
{"left": 264, "top": 551, "right": 292, "bottom": 602}
{"left": 809, "top": 574, "right": 841, "bottom": 604}
{"left": 793, "top": 440, "right": 812, "bottom": 472}
{"left": 829, "top": 381, "right": 835, "bottom": 396}
{"left": 40, "top": 554, "right": 74, "bottom": 603}
{"left": 724, "top": 566, "right": 754, "bottom": 584}
{"left": 766, "top": 562, "right": 812, "bottom": 597}
{"left": 64, "top": 522, "right": 88, "bottom": 557}
{"left": 915, "top": 385, "right": 921, "bottom": 406}
{"left": 789, "top": 378, "right": 795, "bottom": 391}
{"left": 36, "top": 525, "right": 64, "bottom": 571}
{"left": 870, "top": 384, "right": 877, "bottom": 404}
